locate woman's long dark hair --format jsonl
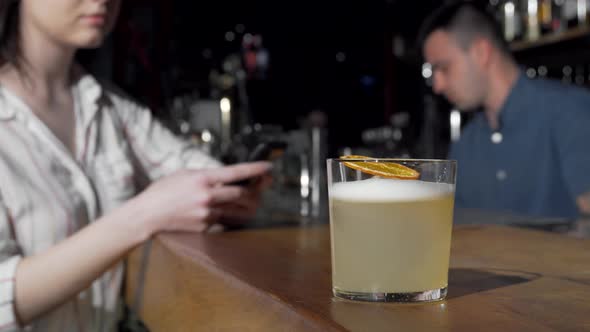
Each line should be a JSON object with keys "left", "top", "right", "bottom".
{"left": 0, "top": 0, "right": 21, "bottom": 69}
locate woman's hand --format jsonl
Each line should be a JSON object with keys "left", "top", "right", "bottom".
{"left": 215, "top": 172, "right": 273, "bottom": 229}
{"left": 128, "top": 161, "right": 273, "bottom": 236}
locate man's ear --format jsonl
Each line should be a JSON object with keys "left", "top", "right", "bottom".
{"left": 469, "top": 37, "right": 493, "bottom": 69}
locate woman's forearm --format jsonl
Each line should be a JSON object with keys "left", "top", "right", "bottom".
{"left": 13, "top": 199, "right": 151, "bottom": 325}
{"left": 11, "top": 162, "right": 271, "bottom": 325}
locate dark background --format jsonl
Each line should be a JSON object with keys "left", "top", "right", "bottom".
{"left": 80, "top": 0, "right": 590, "bottom": 158}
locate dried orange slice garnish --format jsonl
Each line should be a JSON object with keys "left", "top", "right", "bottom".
{"left": 340, "top": 155, "right": 420, "bottom": 179}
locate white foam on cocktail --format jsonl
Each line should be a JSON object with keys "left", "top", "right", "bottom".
{"left": 330, "top": 178, "right": 454, "bottom": 202}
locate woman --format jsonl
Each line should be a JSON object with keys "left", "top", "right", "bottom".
{"left": 0, "top": 0, "right": 272, "bottom": 331}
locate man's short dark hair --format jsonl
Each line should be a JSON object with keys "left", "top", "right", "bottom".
{"left": 417, "top": 1, "right": 511, "bottom": 56}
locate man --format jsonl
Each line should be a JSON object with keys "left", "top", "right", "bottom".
{"left": 418, "top": 2, "right": 590, "bottom": 220}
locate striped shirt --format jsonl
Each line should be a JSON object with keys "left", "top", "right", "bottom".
{"left": 0, "top": 73, "right": 220, "bottom": 331}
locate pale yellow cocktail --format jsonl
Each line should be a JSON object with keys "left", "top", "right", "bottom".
{"left": 329, "top": 177, "right": 455, "bottom": 301}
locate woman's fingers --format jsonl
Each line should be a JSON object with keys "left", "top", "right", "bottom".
{"left": 207, "top": 186, "right": 247, "bottom": 204}
{"left": 256, "top": 173, "right": 274, "bottom": 191}
{"left": 201, "top": 162, "right": 272, "bottom": 186}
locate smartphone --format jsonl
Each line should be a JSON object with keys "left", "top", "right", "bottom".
{"left": 246, "top": 141, "right": 286, "bottom": 162}
{"left": 232, "top": 141, "right": 286, "bottom": 186}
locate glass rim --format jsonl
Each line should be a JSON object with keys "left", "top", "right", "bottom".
{"left": 328, "top": 157, "right": 457, "bottom": 164}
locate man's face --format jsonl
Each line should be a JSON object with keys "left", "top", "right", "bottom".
{"left": 423, "top": 30, "right": 486, "bottom": 110}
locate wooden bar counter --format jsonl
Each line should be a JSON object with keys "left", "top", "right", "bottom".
{"left": 126, "top": 223, "right": 590, "bottom": 331}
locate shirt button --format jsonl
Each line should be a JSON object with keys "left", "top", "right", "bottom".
{"left": 491, "top": 132, "right": 503, "bottom": 144}
{"left": 496, "top": 169, "right": 507, "bottom": 181}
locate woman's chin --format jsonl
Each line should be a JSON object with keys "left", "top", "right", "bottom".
{"left": 74, "top": 37, "right": 106, "bottom": 50}
{"left": 68, "top": 30, "right": 109, "bottom": 49}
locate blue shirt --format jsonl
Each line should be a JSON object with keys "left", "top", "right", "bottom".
{"left": 449, "top": 73, "right": 590, "bottom": 219}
